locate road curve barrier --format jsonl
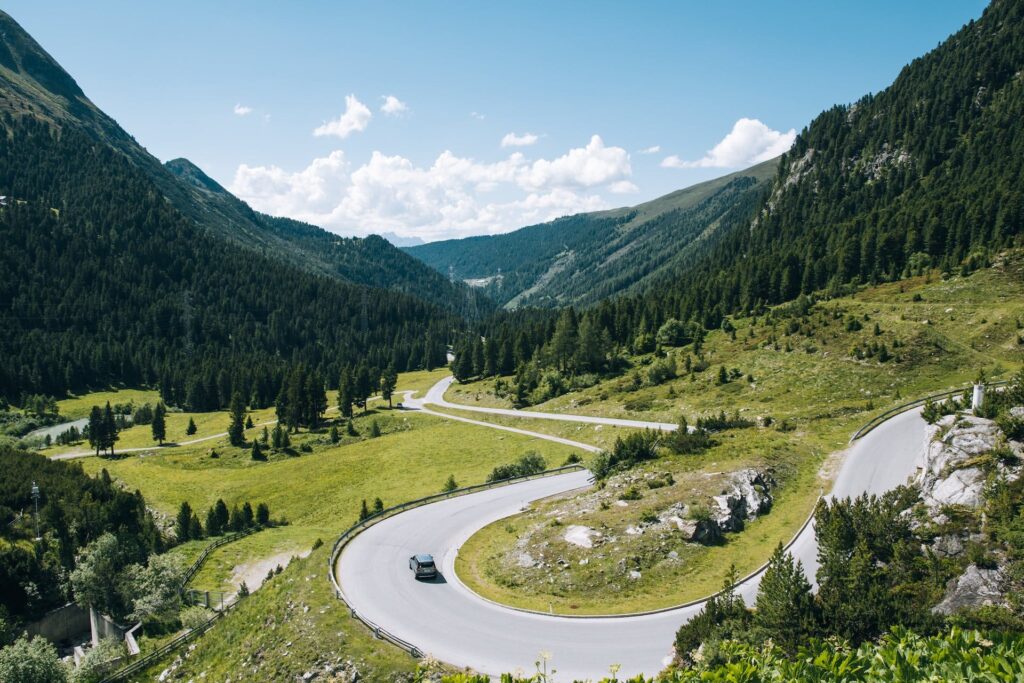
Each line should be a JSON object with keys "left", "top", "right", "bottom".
{"left": 328, "top": 464, "right": 589, "bottom": 657}
{"left": 850, "top": 380, "right": 1009, "bottom": 442}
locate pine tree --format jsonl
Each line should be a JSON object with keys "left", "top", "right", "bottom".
{"left": 101, "top": 402, "right": 119, "bottom": 456}
{"left": 329, "top": 425, "right": 340, "bottom": 444}
{"left": 256, "top": 503, "right": 270, "bottom": 526}
{"left": 214, "top": 499, "right": 230, "bottom": 531}
{"left": 227, "top": 391, "right": 246, "bottom": 447}
{"left": 338, "top": 366, "right": 354, "bottom": 419}
{"left": 353, "top": 362, "right": 374, "bottom": 414}
{"left": 189, "top": 513, "right": 203, "bottom": 540}
{"left": 271, "top": 423, "right": 284, "bottom": 449}
{"left": 346, "top": 419, "right": 357, "bottom": 437}
{"left": 261, "top": 425, "right": 269, "bottom": 445}
{"left": 443, "top": 474, "right": 458, "bottom": 492}
{"left": 151, "top": 402, "right": 167, "bottom": 445}
{"left": 185, "top": 417, "right": 197, "bottom": 436}
{"left": 250, "top": 440, "right": 265, "bottom": 461}
{"left": 205, "top": 506, "right": 220, "bottom": 536}
{"left": 380, "top": 365, "right": 397, "bottom": 408}
{"left": 242, "top": 502, "right": 254, "bottom": 527}
{"left": 176, "top": 501, "right": 193, "bottom": 541}
{"left": 753, "top": 543, "right": 819, "bottom": 653}
{"left": 88, "top": 405, "right": 103, "bottom": 456}
{"left": 549, "top": 308, "right": 578, "bottom": 371}
{"left": 358, "top": 499, "right": 370, "bottom": 521}
{"left": 373, "top": 497, "right": 384, "bottom": 514}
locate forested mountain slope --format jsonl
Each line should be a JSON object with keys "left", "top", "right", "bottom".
{"left": 453, "top": 0, "right": 1024, "bottom": 381}
{"left": 0, "top": 10, "right": 484, "bottom": 317}
{"left": 0, "top": 13, "right": 454, "bottom": 401}
{"left": 636, "top": 0, "right": 1024, "bottom": 325}
{"left": 406, "top": 159, "right": 778, "bottom": 308}
{"left": 163, "top": 159, "right": 490, "bottom": 316}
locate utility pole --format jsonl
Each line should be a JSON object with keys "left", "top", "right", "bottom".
{"left": 31, "top": 481, "right": 41, "bottom": 541}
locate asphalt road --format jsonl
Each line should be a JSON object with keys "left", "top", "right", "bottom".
{"left": 338, "top": 391, "right": 932, "bottom": 680}
{"left": 419, "top": 376, "right": 679, "bottom": 431}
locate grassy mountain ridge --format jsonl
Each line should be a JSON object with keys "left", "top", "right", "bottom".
{"left": 405, "top": 158, "right": 778, "bottom": 308}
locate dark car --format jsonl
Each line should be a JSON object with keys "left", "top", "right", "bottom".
{"left": 409, "top": 553, "right": 437, "bottom": 579}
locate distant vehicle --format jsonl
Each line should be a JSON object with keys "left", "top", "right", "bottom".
{"left": 409, "top": 554, "right": 437, "bottom": 579}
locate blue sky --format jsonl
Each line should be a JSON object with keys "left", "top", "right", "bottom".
{"left": 5, "top": 1, "right": 987, "bottom": 242}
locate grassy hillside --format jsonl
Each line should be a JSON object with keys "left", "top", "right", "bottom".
{"left": 448, "top": 258, "right": 1024, "bottom": 614}
{"left": 406, "top": 158, "right": 778, "bottom": 308}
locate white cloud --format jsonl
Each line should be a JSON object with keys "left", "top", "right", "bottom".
{"left": 470, "top": 111, "right": 486, "bottom": 120}
{"left": 380, "top": 95, "right": 408, "bottom": 116}
{"left": 637, "top": 145, "right": 660, "bottom": 154}
{"left": 233, "top": 103, "right": 253, "bottom": 116}
{"left": 229, "top": 135, "right": 633, "bottom": 241}
{"left": 609, "top": 180, "right": 639, "bottom": 194}
{"left": 662, "top": 118, "right": 795, "bottom": 169}
{"left": 501, "top": 132, "right": 539, "bottom": 148}
{"left": 517, "top": 135, "right": 631, "bottom": 191}
{"left": 313, "top": 94, "right": 373, "bottom": 138}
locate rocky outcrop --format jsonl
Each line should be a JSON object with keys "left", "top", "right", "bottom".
{"left": 712, "top": 469, "right": 775, "bottom": 532}
{"left": 932, "top": 564, "right": 1007, "bottom": 615}
{"left": 916, "top": 415, "right": 1003, "bottom": 509}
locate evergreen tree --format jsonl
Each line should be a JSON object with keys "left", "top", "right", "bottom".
{"left": 188, "top": 513, "right": 203, "bottom": 540}
{"left": 353, "top": 362, "right": 374, "bottom": 414}
{"left": 338, "top": 366, "right": 354, "bottom": 419}
{"left": 261, "top": 425, "right": 269, "bottom": 445}
{"left": 185, "top": 417, "right": 197, "bottom": 436}
{"left": 227, "top": 391, "right": 246, "bottom": 447}
{"left": 753, "top": 543, "right": 819, "bottom": 653}
{"left": 271, "top": 423, "right": 284, "bottom": 449}
{"left": 205, "top": 506, "right": 221, "bottom": 536}
{"left": 358, "top": 499, "right": 370, "bottom": 521}
{"left": 250, "top": 440, "right": 265, "bottom": 461}
{"left": 151, "top": 402, "right": 166, "bottom": 445}
{"left": 256, "top": 503, "right": 270, "bottom": 526}
{"left": 329, "top": 425, "right": 340, "bottom": 444}
{"left": 380, "top": 365, "right": 397, "bottom": 408}
{"left": 549, "top": 308, "right": 578, "bottom": 371}
{"left": 88, "top": 405, "right": 103, "bottom": 457}
{"left": 175, "top": 501, "right": 193, "bottom": 542}
{"left": 241, "top": 502, "right": 254, "bottom": 528}
{"left": 229, "top": 505, "right": 244, "bottom": 532}
{"left": 214, "top": 499, "right": 230, "bottom": 532}
{"left": 372, "top": 497, "right": 384, "bottom": 514}
{"left": 442, "top": 474, "right": 458, "bottom": 492}
{"left": 101, "top": 402, "right": 119, "bottom": 456}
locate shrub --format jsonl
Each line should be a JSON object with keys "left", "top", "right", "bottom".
{"left": 486, "top": 451, "right": 547, "bottom": 483}
{"left": 591, "top": 430, "right": 661, "bottom": 479}
{"left": 179, "top": 605, "right": 214, "bottom": 631}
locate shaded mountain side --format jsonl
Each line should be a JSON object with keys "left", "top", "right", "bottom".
{"left": 0, "top": 10, "right": 487, "bottom": 317}
{"left": 164, "top": 159, "right": 492, "bottom": 316}
{"left": 405, "top": 158, "right": 778, "bottom": 308}
{"left": 0, "top": 13, "right": 456, "bottom": 401}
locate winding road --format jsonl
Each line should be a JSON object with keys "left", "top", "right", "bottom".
{"left": 336, "top": 378, "right": 932, "bottom": 680}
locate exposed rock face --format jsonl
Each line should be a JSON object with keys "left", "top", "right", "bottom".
{"left": 672, "top": 517, "right": 723, "bottom": 545}
{"left": 916, "top": 415, "right": 1003, "bottom": 509}
{"left": 932, "top": 564, "right": 1007, "bottom": 615}
{"left": 712, "top": 469, "right": 775, "bottom": 532}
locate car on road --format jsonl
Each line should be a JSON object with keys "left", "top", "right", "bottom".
{"left": 409, "top": 554, "right": 438, "bottom": 579}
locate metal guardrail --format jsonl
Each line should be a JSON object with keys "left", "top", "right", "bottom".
{"left": 327, "top": 463, "right": 589, "bottom": 657}
{"left": 849, "top": 380, "right": 1010, "bottom": 441}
